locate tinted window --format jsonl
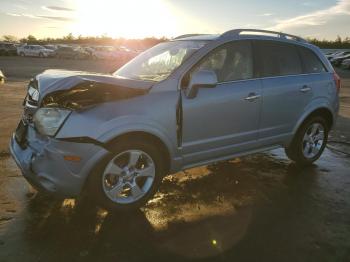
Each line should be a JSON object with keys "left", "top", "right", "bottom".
{"left": 298, "top": 47, "right": 327, "bottom": 73}
{"left": 256, "top": 41, "right": 302, "bottom": 77}
{"left": 194, "top": 41, "right": 253, "bottom": 82}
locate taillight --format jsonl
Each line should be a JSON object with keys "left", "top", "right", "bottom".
{"left": 333, "top": 72, "right": 341, "bottom": 92}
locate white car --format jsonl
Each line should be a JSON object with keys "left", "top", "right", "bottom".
{"left": 91, "top": 46, "right": 127, "bottom": 60}
{"left": 326, "top": 51, "right": 350, "bottom": 61}
{"left": 17, "top": 45, "right": 55, "bottom": 58}
{"left": 341, "top": 58, "right": 350, "bottom": 69}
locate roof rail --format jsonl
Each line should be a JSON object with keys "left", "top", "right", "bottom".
{"left": 220, "top": 29, "right": 307, "bottom": 43}
{"left": 174, "top": 34, "right": 208, "bottom": 40}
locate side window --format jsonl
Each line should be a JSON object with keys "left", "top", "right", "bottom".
{"left": 256, "top": 41, "right": 302, "bottom": 77}
{"left": 298, "top": 47, "right": 327, "bottom": 73}
{"left": 193, "top": 41, "right": 253, "bottom": 83}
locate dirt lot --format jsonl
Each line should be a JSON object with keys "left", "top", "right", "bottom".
{"left": 1, "top": 57, "right": 350, "bottom": 262}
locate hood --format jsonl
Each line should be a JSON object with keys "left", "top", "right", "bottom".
{"left": 36, "top": 69, "right": 153, "bottom": 109}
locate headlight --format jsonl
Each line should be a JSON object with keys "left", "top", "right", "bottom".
{"left": 28, "top": 85, "right": 39, "bottom": 101}
{"left": 33, "top": 108, "right": 71, "bottom": 136}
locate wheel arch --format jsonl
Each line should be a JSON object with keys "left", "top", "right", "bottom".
{"left": 293, "top": 107, "right": 334, "bottom": 136}
{"left": 106, "top": 131, "right": 172, "bottom": 174}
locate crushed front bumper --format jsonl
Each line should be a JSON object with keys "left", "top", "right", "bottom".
{"left": 9, "top": 125, "right": 108, "bottom": 198}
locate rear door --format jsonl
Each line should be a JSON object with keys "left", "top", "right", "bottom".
{"left": 255, "top": 40, "right": 311, "bottom": 142}
{"left": 181, "top": 40, "right": 262, "bottom": 164}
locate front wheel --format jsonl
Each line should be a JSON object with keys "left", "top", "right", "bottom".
{"left": 86, "top": 138, "right": 166, "bottom": 211}
{"left": 285, "top": 116, "right": 329, "bottom": 165}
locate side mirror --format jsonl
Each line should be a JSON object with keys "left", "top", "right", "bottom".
{"left": 186, "top": 70, "right": 217, "bottom": 99}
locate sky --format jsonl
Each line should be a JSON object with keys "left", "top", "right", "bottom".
{"left": 0, "top": 0, "right": 350, "bottom": 40}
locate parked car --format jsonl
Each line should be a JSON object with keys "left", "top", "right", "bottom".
{"left": 82, "top": 46, "right": 95, "bottom": 57}
{"left": 55, "top": 46, "right": 89, "bottom": 59}
{"left": 92, "top": 46, "right": 126, "bottom": 60}
{"left": 0, "top": 42, "right": 17, "bottom": 55}
{"left": 10, "top": 29, "right": 340, "bottom": 211}
{"left": 325, "top": 51, "right": 340, "bottom": 59}
{"left": 17, "top": 45, "right": 55, "bottom": 57}
{"left": 44, "top": 45, "right": 57, "bottom": 51}
{"left": 330, "top": 53, "right": 350, "bottom": 66}
{"left": 327, "top": 51, "right": 350, "bottom": 61}
{"left": 341, "top": 58, "right": 350, "bottom": 69}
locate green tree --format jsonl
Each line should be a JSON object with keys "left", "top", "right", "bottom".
{"left": 2, "top": 35, "right": 17, "bottom": 42}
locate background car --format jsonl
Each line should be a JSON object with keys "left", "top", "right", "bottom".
{"left": 330, "top": 53, "right": 350, "bottom": 66}
{"left": 82, "top": 46, "right": 95, "bottom": 57}
{"left": 44, "top": 44, "right": 57, "bottom": 51}
{"left": 327, "top": 51, "right": 350, "bottom": 61}
{"left": 341, "top": 58, "right": 350, "bottom": 69}
{"left": 91, "top": 46, "right": 126, "bottom": 60}
{"left": 17, "top": 45, "right": 55, "bottom": 57}
{"left": 0, "top": 42, "right": 17, "bottom": 56}
{"left": 55, "top": 46, "right": 90, "bottom": 59}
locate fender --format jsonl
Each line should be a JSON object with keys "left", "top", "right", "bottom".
{"left": 97, "top": 117, "right": 178, "bottom": 156}
{"left": 57, "top": 117, "right": 182, "bottom": 172}
{"left": 292, "top": 97, "right": 335, "bottom": 135}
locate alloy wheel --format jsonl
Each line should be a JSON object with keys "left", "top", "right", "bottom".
{"left": 302, "top": 122, "right": 325, "bottom": 159}
{"left": 102, "top": 150, "right": 156, "bottom": 204}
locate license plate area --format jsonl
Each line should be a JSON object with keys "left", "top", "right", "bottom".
{"left": 15, "top": 120, "right": 28, "bottom": 148}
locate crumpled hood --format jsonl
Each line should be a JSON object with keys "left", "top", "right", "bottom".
{"left": 36, "top": 69, "right": 153, "bottom": 101}
{"left": 35, "top": 69, "right": 153, "bottom": 109}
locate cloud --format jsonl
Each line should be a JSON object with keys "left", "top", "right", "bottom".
{"left": 36, "top": 15, "right": 74, "bottom": 21}
{"left": 6, "top": 12, "right": 21, "bottom": 17}
{"left": 260, "top": 13, "right": 273, "bottom": 17}
{"left": 42, "top": 6, "right": 75, "bottom": 12}
{"left": 5, "top": 12, "right": 73, "bottom": 21}
{"left": 270, "top": 0, "right": 350, "bottom": 31}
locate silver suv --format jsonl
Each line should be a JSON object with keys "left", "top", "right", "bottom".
{"left": 10, "top": 29, "right": 340, "bottom": 210}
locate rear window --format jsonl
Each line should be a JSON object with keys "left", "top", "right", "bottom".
{"left": 256, "top": 41, "right": 302, "bottom": 77}
{"left": 298, "top": 47, "right": 327, "bottom": 74}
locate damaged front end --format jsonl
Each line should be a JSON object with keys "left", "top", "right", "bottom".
{"left": 23, "top": 69, "right": 152, "bottom": 123}
{"left": 20, "top": 70, "right": 152, "bottom": 143}
{"left": 41, "top": 81, "right": 148, "bottom": 110}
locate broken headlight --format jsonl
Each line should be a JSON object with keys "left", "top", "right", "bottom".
{"left": 33, "top": 108, "right": 71, "bottom": 136}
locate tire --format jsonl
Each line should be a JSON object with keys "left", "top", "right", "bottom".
{"left": 85, "top": 137, "right": 167, "bottom": 211}
{"left": 20, "top": 52, "right": 25, "bottom": 57}
{"left": 285, "top": 116, "right": 329, "bottom": 165}
{"left": 39, "top": 52, "right": 44, "bottom": 58}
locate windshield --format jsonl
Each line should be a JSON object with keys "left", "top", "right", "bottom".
{"left": 114, "top": 40, "right": 208, "bottom": 82}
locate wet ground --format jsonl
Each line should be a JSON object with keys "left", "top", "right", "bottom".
{"left": 1, "top": 149, "right": 350, "bottom": 262}
{"left": 1, "top": 57, "right": 350, "bottom": 261}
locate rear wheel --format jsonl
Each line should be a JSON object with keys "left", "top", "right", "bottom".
{"left": 20, "top": 52, "right": 25, "bottom": 57}
{"left": 86, "top": 138, "right": 166, "bottom": 211}
{"left": 285, "top": 116, "right": 329, "bottom": 165}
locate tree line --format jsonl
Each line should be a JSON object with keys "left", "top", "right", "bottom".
{"left": 1, "top": 34, "right": 167, "bottom": 50}
{"left": 2, "top": 33, "right": 350, "bottom": 49}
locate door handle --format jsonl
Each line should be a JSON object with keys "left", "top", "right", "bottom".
{"left": 300, "top": 85, "right": 311, "bottom": 93}
{"left": 244, "top": 93, "right": 261, "bottom": 102}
